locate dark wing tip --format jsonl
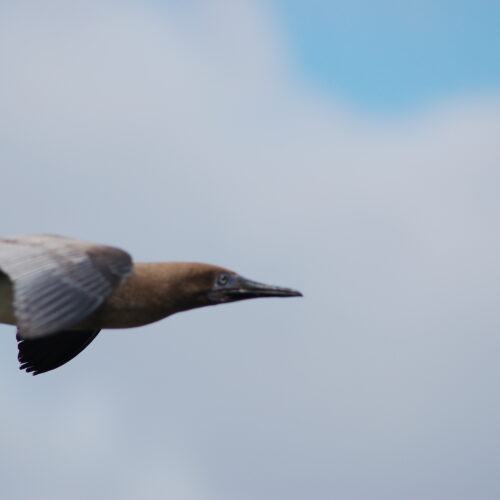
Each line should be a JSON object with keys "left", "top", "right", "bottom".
{"left": 17, "top": 329, "right": 101, "bottom": 375}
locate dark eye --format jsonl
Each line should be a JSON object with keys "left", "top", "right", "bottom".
{"left": 217, "top": 273, "right": 230, "bottom": 286}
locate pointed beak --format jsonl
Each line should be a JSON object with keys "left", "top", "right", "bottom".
{"left": 224, "top": 276, "right": 303, "bottom": 301}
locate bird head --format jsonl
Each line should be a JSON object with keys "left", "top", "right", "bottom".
{"left": 207, "top": 269, "right": 302, "bottom": 304}
{"left": 159, "top": 263, "right": 302, "bottom": 312}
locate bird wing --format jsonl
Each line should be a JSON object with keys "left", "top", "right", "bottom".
{"left": 0, "top": 234, "right": 132, "bottom": 338}
{"left": 17, "top": 329, "right": 101, "bottom": 375}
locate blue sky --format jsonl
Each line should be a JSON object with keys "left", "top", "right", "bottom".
{"left": 269, "top": 0, "right": 500, "bottom": 111}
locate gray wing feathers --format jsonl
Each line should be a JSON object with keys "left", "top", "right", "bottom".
{"left": 0, "top": 235, "right": 132, "bottom": 338}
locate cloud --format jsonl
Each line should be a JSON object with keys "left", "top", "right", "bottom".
{"left": 1, "top": 1, "right": 500, "bottom": 499}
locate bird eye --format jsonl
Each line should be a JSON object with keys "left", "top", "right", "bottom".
{"left": 217, "top": 273, "right": 230, "bottom": 286}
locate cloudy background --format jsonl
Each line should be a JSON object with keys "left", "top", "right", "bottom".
{"left": 1, "top": 1, "right": 500, "bottom": 499}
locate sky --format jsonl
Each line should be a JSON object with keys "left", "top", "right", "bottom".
{"left": 0, "top": 1, "right": 499, "bottom": 499}
{"left": 270, "top": 0, "right": 500, "bottom": 112}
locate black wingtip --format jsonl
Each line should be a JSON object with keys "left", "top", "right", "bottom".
{"left": 16, "top": 328, "right": 101, "bottom": 375}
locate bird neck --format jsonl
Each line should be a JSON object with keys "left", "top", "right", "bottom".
{"left": 87, "top": 262, "right": 212, "bottom": 329}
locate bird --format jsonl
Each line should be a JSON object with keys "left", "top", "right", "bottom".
{"left": 0, "top": 234, "right": 302, "bottom": 375}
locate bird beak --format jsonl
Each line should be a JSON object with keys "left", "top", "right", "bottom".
{"left": 223, "top": 276, "right": 303, "bottom": 301}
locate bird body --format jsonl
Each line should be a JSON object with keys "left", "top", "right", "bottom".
{"left": 0, "top": 235, "right": 301, "bottom": 375}
{"left": 0, "top": 273, "right": 15, "bottom": 325}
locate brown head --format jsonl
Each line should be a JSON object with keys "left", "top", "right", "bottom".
{"left": 99, "top": 262, "right": 302, "bottom": 329}
{"left": 140, "top": 262, "right": 302, "bottom": 312}
{"left": 206, "top": 267, "right": 303, "bottom": 304}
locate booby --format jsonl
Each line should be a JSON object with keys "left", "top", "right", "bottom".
{"left": 0, "top": 234, "right": 302, "bottom": 375}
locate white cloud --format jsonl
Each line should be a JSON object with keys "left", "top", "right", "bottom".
{"left": 1, "top": 1, "right": 500, "bottom": 499}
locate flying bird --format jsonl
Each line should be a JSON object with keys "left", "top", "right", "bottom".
{"left": 0, "top": 234, "right": 301, "bottom": 375}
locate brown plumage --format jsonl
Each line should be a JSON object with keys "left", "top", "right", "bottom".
{"left": 0, "top": 235, "right": 302, "bottom": 375}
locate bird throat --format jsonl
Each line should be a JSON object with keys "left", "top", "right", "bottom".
{"left": 78, "top": 262, "right": 211, "bottom": 330}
